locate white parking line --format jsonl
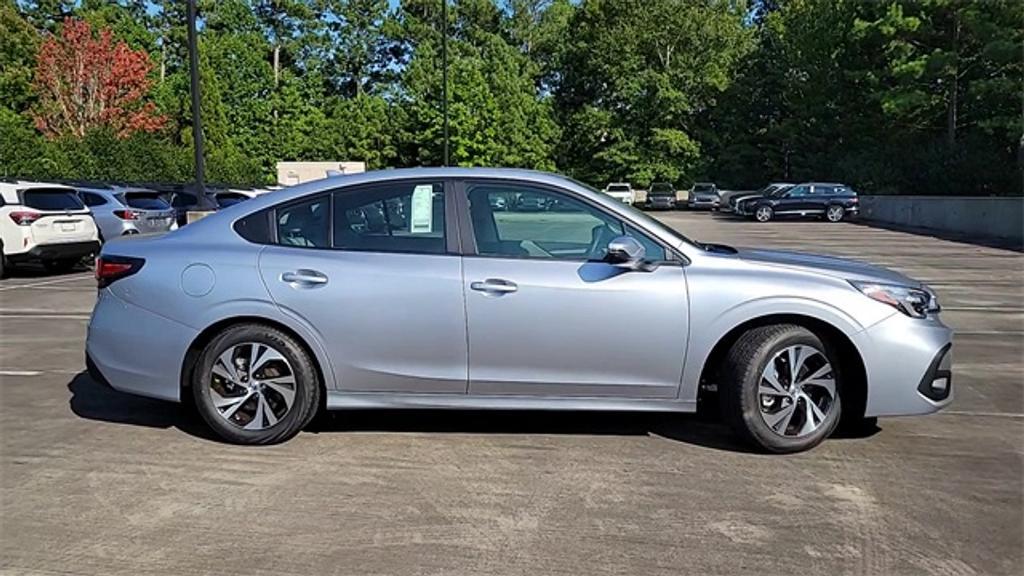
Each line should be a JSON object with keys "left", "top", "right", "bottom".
{"left": 0, "top": 370, "right": 42, "bottom": 376}
{"left": 0, "top": 314, "right": 90, "bottom": 320}
{"left": 0, "top": 274, "right": 93, "bottom": 291}
{"left": 942, "top": 410, "right": 1024, "bottom": 419}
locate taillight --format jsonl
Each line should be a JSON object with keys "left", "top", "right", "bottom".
{"left": 8, "top": 211, "right": 41, "bottom": 226}
{"left": 113, "top": 209, "right": 140, "bottom": 220}
{"left": 95, "top": 255, "right": 145, "bottom": 288}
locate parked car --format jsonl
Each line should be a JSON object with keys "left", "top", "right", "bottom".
{"left": 77, "top": 185, "right": 178, "bottom": 241}
{"left": 512, "top": 192, "right": 549, "bottom": 211}
{"left": 87, "top": 168, "right": 952, "bottom": 452}
{"left": 166, "top": 188, "right": 220, "bottom": 226}
{"left": 687, "top": 182, "right": 719, "bottom": 210}
{"left": 738, "top": 182, "right": 859, "bottom": 223}
{"left": 602, "top": 182, "right": 635, "bottom": 205}
{"left": 1, "top": 180, "right": 100, "bottom": 276}
{"left": 645, "top": 182, "right": 676, "bottom": 210}
{"left": 721, "top": 183, "right": 793, "bottom": 214}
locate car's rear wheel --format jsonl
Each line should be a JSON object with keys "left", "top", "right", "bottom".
{"left": 754, "top": 206, "right": 773, "bottom": 222}
{"left": 826, "top": 205, "right": 845, "bottom": 222}
{"left": 193, "top": 324, "right": 320, "bottom": 444}
{"left": 720, "top": 324, "right": 842, "bottom": 453}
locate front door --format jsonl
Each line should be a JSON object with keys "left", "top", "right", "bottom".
{"left": 460, "top": 181, "right": 689, "bottom": 399}
{"left": 258, "top": 180, "right": 468, "bottom": 394}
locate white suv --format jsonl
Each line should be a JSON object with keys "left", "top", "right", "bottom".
{"left": 1, "top": 180, "right": 100, "bottom": 276}
{"left": 602, "top": 182, "right": 635, "bottom": 204}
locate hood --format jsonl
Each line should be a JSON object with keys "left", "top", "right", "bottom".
{"left": 737, "top": 248, "right": 919, "bottom": 286}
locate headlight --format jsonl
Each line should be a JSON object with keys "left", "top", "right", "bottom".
{"left": 850, "top": 281, "right": 939, "bottom": 318}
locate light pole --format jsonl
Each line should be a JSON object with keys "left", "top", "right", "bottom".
{"left": 441, "top": 0, "right": 449, "bottom": 167}
{"left": 187, "top": 0, "right": 206, "bottom": 194}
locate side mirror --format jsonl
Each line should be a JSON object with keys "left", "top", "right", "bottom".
{"left": 605, "top": 235, "right": 648, "bottom": 270}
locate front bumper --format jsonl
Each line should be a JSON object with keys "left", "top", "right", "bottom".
{"left": 688, "top": 197, "right": 719, "bottom": 209}
{"left": 646, "top": 198, "right": 676, "bottom": 209}
{"left": 7, "top": 240, "right": 100, "bottom": 263}
{"left": 854, "top": 313, "right": 954, "bottom": 417}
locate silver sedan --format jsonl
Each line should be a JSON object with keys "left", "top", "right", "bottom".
{"left": 86, "top": 168, "right": 952, "bottom": 452}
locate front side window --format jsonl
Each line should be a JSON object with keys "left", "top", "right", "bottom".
{"left": 277, "top": 196, "right": 329, "bottom": 248}
{"left": 786, "top": 185, "right": 810, "bottom": 197}
{"left": 171, "top": 193, "right": 197, "bottom": 208}
{"left": 466, "top": 183, "right": 666, "bottom": 261}
{"left": 333, "top": 181, "right": 446, "bottom": 254}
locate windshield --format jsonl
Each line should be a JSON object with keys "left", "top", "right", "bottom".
{"left": 20, "top": 188, "right": 85, "bottom": 211}
{"left": 650, "top": 184, "right": 674, "bottom": 195}
{"left": 120, "top": 192, "right": 171, "bottom": 210}
{"left": 768, "top": 185, "right": 793, "bottom": 197}
{"left": 693, "top": 184, "right": 715, "bottom": 192}
{"left": 606, "top": 184, "right": 630, "bottom": 192}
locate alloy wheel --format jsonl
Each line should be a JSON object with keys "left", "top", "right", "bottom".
{"left": 755, "top": 207, "right": 772, "bottom": 222}
{"left": 827, "top": 206, "right": 844, "bottom": 222}
{"left": 757, "top": 344, "right": 836, "bottom": 438}
{"left": 208, "top": 342, "right": 297, "bottom": 430}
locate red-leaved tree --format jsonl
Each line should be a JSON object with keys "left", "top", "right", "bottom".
{"left": 33, "top": 18, "right": 166, "bottom": 139}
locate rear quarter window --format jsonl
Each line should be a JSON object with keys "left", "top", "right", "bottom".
{"left": 234, "top": 209, "right": 272, "bottom": 244}
{"left": 20, "top": 189, "right": 85, "bottom": 211}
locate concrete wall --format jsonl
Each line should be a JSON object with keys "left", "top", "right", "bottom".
{"left": 860, "top": 195, "right": 1023, "bottom": 244}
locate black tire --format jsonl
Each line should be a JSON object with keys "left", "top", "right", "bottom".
{"left": 43, "top": 258, "right": 79, "bottom": 273}
{"left": 719, "top": 324, "right": 842, "bottom": 453}
{"left": 192, "top": 323, "right": 320, "bottom": 445}
{"left": 0, "top": 242, "right": 6, "bottom": 279}
{"left": 754, "top": 205, "right": 773, "bottom": 222}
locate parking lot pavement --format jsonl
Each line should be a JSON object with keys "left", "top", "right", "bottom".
{"left": 1, "top": 214, "right": 1021, "bottom": 576}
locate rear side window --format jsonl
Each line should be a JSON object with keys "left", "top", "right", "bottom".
{"left": 123, "top": 193, "right": 171, "bottom": 210}
{"left": 81, "top": 192, "right": 108, "bottom": 207}
{"left": 333, "top": 181, "right": 446, "bottom": 254}
{"left": 21, "top": 189, "right": 85, "bottom": 211}
{"left": 277, "top": 196, "right": 329, "bottom": 248}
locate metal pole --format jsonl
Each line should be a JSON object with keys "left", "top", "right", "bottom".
{"left": 441, "top": 0, "right": 449, "bottom": 167}
{"left": 187, "top": 0, "right": 206, "bottom": 194}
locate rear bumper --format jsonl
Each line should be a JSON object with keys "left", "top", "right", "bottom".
{"left": 854, "top": 313, "right": 954, "bottom": 417}
{"left": 7, "top": 240, "right": 100, "bottom": 263}
{"left": 86, "top": 289, "right": 197, "bottom": 402}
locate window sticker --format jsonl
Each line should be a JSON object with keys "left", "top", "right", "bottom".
{"left": 410, "top": 185, "right": 434, "bottom": 234}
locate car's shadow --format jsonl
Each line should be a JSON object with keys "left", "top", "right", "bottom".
{"left": 67, "top": 371, "right": 878, "bottom": 452}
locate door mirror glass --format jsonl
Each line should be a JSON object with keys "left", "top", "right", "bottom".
{"left": 605, "top": 235, "right": 647, "bottom": 269}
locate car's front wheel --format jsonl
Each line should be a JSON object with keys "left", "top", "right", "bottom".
{"left": 720, "top": 324, "right": 842, "bottom": 453}
{"left": 754, "top": 205, "right": 773, "bottom": 222}
{"left": 193, "top": 323, "right": 320, "bottom": 444}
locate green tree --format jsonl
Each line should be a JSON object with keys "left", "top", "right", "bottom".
{"left": 554, "top": 0, "right": 753, "bottom": 186}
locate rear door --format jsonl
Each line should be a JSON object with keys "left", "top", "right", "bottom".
{"left": 20, "top": 188, "right": 97, "bottom": 244}
{"left": 257, "top": 179, "right": 469, "bottom": 394}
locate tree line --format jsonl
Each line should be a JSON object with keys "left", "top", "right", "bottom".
{"left": 1, "top": 0, "right": 1021, "bottom": 195}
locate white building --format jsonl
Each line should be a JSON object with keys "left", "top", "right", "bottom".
{"left": 276, "top": 161, "right": 366, "bottom": 186}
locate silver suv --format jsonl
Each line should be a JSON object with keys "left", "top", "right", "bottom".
{"left": 76, "top": 185, "right": 177, "bottom": 241}
{"left": 86, "top": 168, "right": 952, "bottom": 452}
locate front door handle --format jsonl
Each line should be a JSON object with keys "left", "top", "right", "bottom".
{"left": 281, "top": 269, "right": 328, "bottom": 287}
{"left": 470, "top": 278, "right": 518, "bottom": 294}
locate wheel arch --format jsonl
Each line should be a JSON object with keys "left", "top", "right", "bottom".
{"left": 697, "top": 313, "right": 868, "bottom": 422}
{"left": 180, "top": 316, "right": 330, "bottom": 406}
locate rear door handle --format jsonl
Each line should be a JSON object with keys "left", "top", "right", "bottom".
{"left": 281, "top": 269, "right": 328, "bottom": 287}
{"left": 470, "top": 278, "right": 518, "bottom": 294}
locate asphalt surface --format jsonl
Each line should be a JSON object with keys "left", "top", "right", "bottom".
{"left": 1, "top": 212, "right": 1021, "bottom": 576}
